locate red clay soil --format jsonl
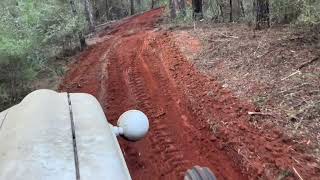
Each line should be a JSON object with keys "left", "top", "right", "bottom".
{"left": 60, "top": 8, "right": 320, "bottom": 180}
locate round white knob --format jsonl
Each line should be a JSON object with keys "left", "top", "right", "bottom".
{"left": 117, "top": 110, "right": 149, "bottom": 141}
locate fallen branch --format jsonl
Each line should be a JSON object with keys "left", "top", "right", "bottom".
{"left": 292, "top": 166, "right": 304, "bottom": 180}
{"left": 154, "top": 112, "right": 166, "bottom": 118}
{"left": 281, "top": 56, "right": 319, "bottom": 81}
{"left": 281, "top": 70, "right": 301, "bottom": 81}
{"left": 298, "top": 56, "right": 319, "bottom": 70}
{"left": 220, "top": 33, "right": 239, "bottom": 39}
{"left": 248, "top": 111, "right": 274, "bottom": 117}
{"left": 292, "top": 157, "right": 300, "bottom": 164}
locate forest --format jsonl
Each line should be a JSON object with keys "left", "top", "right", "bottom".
{"left": 0, "top": 0, "right": 319, "bottom": 109}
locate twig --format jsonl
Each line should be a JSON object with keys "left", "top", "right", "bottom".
{"left": 294, "top": 100, "right": 320, "bottom": 118}
{"left": 292, "top": 157, "right": 300, "bottom": 164}
{"left": 237, "top": 148, "right": 250, "bottom": 162}
{"left": 278, "top": 82, "right": 311, "bottom": 94}
{"left": 248, "top": 111, "right": 274, "bottom": 117}
{"left": 220, "top": 33, "right": 239, "bottom": 39}
{"left": 252, "top": 28, "right": 273, "bottom": 57}
{"left": 281, "top": 70, "right": 301, "bottom": 81}
{"left": 281, "top": 56, "right": 319, "bottom": 81}
{"left": 298, "top": 56, "right": 319, "bottom": 70}
{"left": 292, "top": 166, "right": 304, "bottom": 180}
{"left": 154, "top": 112, "right": 166, "bottom": 118}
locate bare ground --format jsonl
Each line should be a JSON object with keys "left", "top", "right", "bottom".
{"left": 168, "top": 21, "right": 320, "bottom": 168}
{"left": 61, "top": 9, "right": 320, "bottom": 179}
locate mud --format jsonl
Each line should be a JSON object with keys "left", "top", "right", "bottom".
{"left": 60, "top": 8, "right": 320, "bottom": 180}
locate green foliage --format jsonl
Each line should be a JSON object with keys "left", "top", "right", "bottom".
{"left": 203, "top": 0, "right": 222, "bottom": 20}
{"left": 0, "top": 0, "right": 87, "bottom": 110}
{"left": 105, "top": 0, "right": 130, "bottom": 20}
{"left": 199, "top": 0, "right": 320, "bottom": 25}
{"left": 172, "top": 6, "right": 194, "bottom": 24}
{"left": 135, "top": 0, "right": 151, "bottom": 13}
{"left": 270, "top": 0, "right": 320, "bottom": 24}
{"left": 103, "top": 0, "right": 167, "bottom": 20}
{"left": 270, "top": 0, "right": 302, "bottom": 23}
{"left": 298, "top": 0, "right": 320, "bottom": 25}
{"left": 241, "top": 0, "right": 255, "bottom": 24}
{"left": 157, "top": 0, "right": 169, "bottom": 7}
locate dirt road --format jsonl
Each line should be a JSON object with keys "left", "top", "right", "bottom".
{"left": 61, "top": 8, "right": 319, "bottom": 180}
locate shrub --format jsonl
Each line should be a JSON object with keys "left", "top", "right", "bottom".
{"left": 0, "top": 0, "right": 86, "bottom": 110}
{"left": 298, "top": 0, "right": 320, "bottom": 25}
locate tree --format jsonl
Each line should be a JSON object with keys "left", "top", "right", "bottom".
{"left": 84, "top": 0, "right": 95, "bottom": 32}
{"left": 192, "top": 0, "right": 203, "bottom": 19}
{"left": 232, "top": 0, "right": 241, "bottom": 21}
{"left": 229, "top": 0, "right": 241, "bottom": 22}
{"left": 105, "top": 0, "right": 109, "bottom": 19}
{"left": 229, "top": 0, "right": 232, "bottom": 22}
{"left": 92, "top": 0, "right": 100, "bottom": 20}
{"left": 69, "top": 0, "right": 86, "bottom": 50}
{"left": 137, "top": 0, "right": 142, "bottom": 10}
{"left": 0, "top": 0, "right": 87, "bottom": 110}
{"left": 179, "top": 0, "right": 186, "bottom": 16}
{"left": 130, "top": 0, "right": 134, "bottom": 15}
{"left": 218, "top": 0, "right": 224, "bottom": 21}
{"left": 255, "top": 0, "right": 270, "bottom": 29}
{"left": 170, "top": 0, "right": 177, "bottom": 18}
{"left": 240, "top": 0, "right": 245, "bottom": 17}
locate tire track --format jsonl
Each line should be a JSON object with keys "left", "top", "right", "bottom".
{"left": 61, "top": 8, "right": 248, "bottom": 180}
{"left": 125, "top": 52, "right": 189, "bottom": 178}
{"left": 98, "top": 37, "right": 121, "bottom": 104}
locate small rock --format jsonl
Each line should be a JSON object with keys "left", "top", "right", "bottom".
{"left": 210, "top": 136, "right": 217, "bottom": 142}
{"left": 265, "top": 144, "right": 273, "bottom": 151}
{"left": 239, "top": 124, "right": 247, "bottom": 131}
{"left": 265, "top": 136, "right": 274, "bottom": 142}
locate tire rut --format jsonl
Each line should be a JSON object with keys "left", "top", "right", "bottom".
{"left": 61, "top": 8, "right": 320, "bottom": 180}
{"left": 117, "top": 36, "right": 190, "bottom": 178}
{"left": 103, "top": 30, "right": 247, "bottom": 179}
{"left": 61, "top": 8, "right": 248, "bottom": 180}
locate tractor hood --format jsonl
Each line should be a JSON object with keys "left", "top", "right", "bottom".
{"left": 0, "top": 89, "right": 131, "bottom": 180}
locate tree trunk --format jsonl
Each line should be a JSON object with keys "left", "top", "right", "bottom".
{"left": 92, "top": 0, "right": 99, "bottom": 20}
{"left": 169, "top": 0, "right": 176, "bottom": 18}
{"left": 69, "top": 0, "right": 87, "bottom": 50}
{"left": 219, "top": 4, "right": 224, "bottom": 21}
{"left": 105, "top": 0, "right": 109, "bottom": 19}
{"left": 192, "top": 0, "right": 203, "bottom": 20}
{"left": 255, "top": 0, "right": 270, "bottom": 30}
{"left": 179, "top": 0, "right": 186, "bottom": 16}
{"left": 240, "top": 0, "right": 245, "bottom": 17}
{"left": 69, "top": 0, "right": 77, "bottom": 14}
{"left": 229, "top": 0, "right": 233, "bottom": 22}
{"left": 151, "top": 0, "right": 154, "bottom": 9}
{"left": 232, "top": 0, "right": 241, "bottom": 21}
{"left": 84, "top": 0, "right": 95, "bottom": 32}
{"left": 130, "top": 0, "right": 135, "bottom": 15}
{"left": 137, "top": 0, "right": 142, "bottom": 9}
